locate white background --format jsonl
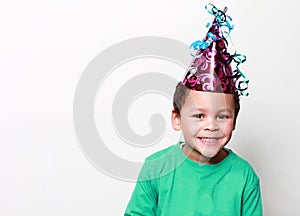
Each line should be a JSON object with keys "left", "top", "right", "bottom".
{"left": 1, "top": 0, "right": 300, "bottom": 215}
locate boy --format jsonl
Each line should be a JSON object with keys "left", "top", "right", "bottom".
{"left": 124, "top": 4, "right": 262, "bottom": 216}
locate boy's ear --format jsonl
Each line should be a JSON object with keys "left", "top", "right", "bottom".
{"left": 171, "top": 110, "right": 181, "bottom": 131}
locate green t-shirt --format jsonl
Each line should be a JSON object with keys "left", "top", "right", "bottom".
{"left": 125, "top": 143, "right": 263, "bottom": 216}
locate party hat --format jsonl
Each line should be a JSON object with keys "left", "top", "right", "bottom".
{"left": 182, "top": 3, "right": 249, "bottom": 96}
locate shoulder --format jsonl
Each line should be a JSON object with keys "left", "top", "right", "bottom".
{"left": 145, "top": 144, "right": 177, "bottom": 161}
{"left": 228, "top": 150, "right": 260, "bottom": 185}
{"left": 138, "top": 144, "right": 181, "bottom": 181}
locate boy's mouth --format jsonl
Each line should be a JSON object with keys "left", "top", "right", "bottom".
{"left": 198, "top": 137, "right": 222, "bottom": 146}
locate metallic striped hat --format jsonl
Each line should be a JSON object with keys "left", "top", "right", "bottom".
{"left": 182, "top": 3, "right": 249, "bottom": 96}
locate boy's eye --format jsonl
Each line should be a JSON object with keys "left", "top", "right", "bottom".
{"left": 217, "top": 114, "right": 230, "bottom": 120}
{"left": 193, "top": 114, "right": 204, "bottom": 119}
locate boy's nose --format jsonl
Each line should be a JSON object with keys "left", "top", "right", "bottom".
{"left": 203, "top": 118, "right": 219, "bottom": 131}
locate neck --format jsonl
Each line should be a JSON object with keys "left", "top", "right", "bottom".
{"left": 182, "top": 144, "right": 228, "bottom": 164}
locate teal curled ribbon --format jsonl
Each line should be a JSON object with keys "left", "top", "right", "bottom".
{"left": 189, "top": 3, "right": 249, "bottom": 96}
{"left": 190, "top": 3, "right": 234, "bottom": 52}
{"left": 231, "top": 53, "right": 249, "bottom": 96}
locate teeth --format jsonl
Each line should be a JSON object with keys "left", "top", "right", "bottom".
{"left": 201, "top": 138, "right": 219, "bottom": 142}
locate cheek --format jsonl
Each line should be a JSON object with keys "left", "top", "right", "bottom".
{"left": 220, "top": 120, "right": 235, "bottom": 133}
{"left": 181, "top": 119, "right": 200, "bottom": 133}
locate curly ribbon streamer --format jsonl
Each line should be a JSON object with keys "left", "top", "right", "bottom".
{"left": 231, "top": 53, "right": 249, "bottom": 96}
{"left": 189, "top": 3, "right": 249, "bottom": 96}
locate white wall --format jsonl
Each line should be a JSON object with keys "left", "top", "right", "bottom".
{"left": 1, "top": 0, "right": 299, "bottom": 215}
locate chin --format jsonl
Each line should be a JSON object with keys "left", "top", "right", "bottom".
{"left": 201, "top": 150, "right": 220, "bottom": 159}
{"left": 194, "top": 144, "right": 221, "bottom": 158}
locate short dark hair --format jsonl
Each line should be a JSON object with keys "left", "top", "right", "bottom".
{"left": 173, "top": 82, "right": 240, "bottom": 118}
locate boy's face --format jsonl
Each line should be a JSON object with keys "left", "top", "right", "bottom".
{"left": 172, "top": 90, "right": 236, "bottom": 163}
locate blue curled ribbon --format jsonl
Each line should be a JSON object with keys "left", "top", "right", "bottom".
{"left": 189, "top": 3, "right": 249, "bottom": 96}
{"left": 231, "top": 53, "right": 249, "bottom": 96}
{"left": 190, "top": 3, "right": 234, "bottom": 52}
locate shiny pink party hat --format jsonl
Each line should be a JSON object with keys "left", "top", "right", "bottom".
{"left": 182, "top": 4, "right": 249, "bottom": 96}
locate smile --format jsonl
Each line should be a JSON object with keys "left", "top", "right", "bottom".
{"left": 198, "top": 137, "right": 222, "bottom": 146}
{"left": 199, "top": 137, "right": 222, "bottom": 141}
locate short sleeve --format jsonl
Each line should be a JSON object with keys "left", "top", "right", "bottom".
{"left": 124, "top": 163, "right": 158, "bottom": 216}
{"left": 241, "top": 180, "right": 263, "bottom": 216}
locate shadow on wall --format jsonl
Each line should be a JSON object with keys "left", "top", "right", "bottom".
{"left": 233, "top": 127, "right": 287, "bottom": 216}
